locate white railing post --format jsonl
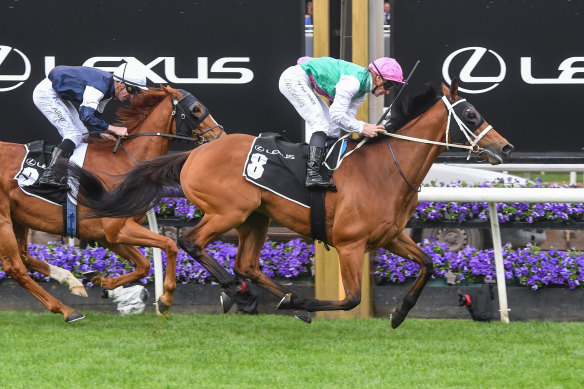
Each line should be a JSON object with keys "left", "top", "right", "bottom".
{"left": 488, "top": 202, "right": 510, "bottom": 323}
{"left": 146, "top": 209, "right": 164, "bottom": 314}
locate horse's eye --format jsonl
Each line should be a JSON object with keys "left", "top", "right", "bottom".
{"left": 465, "top": 109, "right": 480, "bottom": 124}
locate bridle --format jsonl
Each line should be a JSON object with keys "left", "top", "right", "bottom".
{"left": 110, "top": 89, "right": 224, "bottom": 164}
{"left": 326, "top": 94, "right": 494, "bottom": 192}
{"left": 383, "top": 95, "right": 494, "bottom": 191}
{"left": 170, "top": 89, "right": 224, "bottom": 144}
{"left": 383, "top": 96, "right": 493, "bottom": 159}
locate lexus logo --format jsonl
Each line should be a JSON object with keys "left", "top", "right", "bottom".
{"left": 0, "top": 45, "right": 31, "bottom": 92}
{"left": 442, "top": 47, "right": 506, "bottom": 94}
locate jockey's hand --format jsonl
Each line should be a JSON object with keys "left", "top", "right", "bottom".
{"left": 107, "top": 125, "right": 128, "bottom": 138}
{"left": 361, "top": 124, "right": 386, "bottom": 138}
{"left": 100, "top": 133, "right": 117, "bottom": 141}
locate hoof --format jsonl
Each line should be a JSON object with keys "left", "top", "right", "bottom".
{"left": 294, "top": 310, "right": 311, "bottom": 324}
{"left": 277, "top": 293, "right": 293, "bottom": 310}
{"left": 65, "top": 311, "right": 85, "bottom": 323}
{"left": 390, "top": 308, "right": 406, "bottom": 329}
{"left": 157, "top": 298, "right": 170, "bottom": 314}
{"left": 83, "top": 271, "right": 103, "bottom": 285}
{"left": 220, "top": 291, "right": 234, "bottom": 313}
{"left": 70, "top": 286, "right": 88, "bottom": 297}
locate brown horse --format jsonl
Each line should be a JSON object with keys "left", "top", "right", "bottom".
{"left": 0, "top": 85, "right": 223, "bottom": 322}
{"left": 71, "top": 81, "right": 513, "bottom": 328}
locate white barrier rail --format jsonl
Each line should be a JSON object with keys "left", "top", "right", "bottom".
{"left": 146, "top": 209, "right": 164, "bottom": 314}
{"left": 445, "top": 163, "right": 584, "bottom": 172}
{"left": 418, "top": 187, "right": 584, "bottom": 323}
{"left": 445, "top": 163, "right": 584, "bottom": 185}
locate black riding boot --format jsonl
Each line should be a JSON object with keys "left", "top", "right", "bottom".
{"left": 38, "top": 147, "right": 70, "bottom": 189}
{"left": 305, "top": 146, "right": 335, "bottom": 190}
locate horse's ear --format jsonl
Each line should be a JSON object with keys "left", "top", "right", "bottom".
{"left": 449, "top": 77, "right": 459, "bottom": 101}
{"left": 441, "top": 83, "right": 450, "bottom": 96}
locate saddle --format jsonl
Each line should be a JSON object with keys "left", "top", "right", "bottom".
{"left": 15, "top": 140, "right": 81, "bottom": 237}
{"left": 242, "top": 133, "right": 346, "bottom": 245}
{"left": 15, "top": 140, "right": 64, "bottom": 205}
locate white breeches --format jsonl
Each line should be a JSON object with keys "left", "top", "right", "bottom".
{"left": 32, "top": 78, "right": 88, "bottom": 147}
{"left": 278, "top": 65, "right": 341, "bottom": 141}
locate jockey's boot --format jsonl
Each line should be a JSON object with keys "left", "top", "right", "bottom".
{"left": 38, "top": 146, "right": 70, "bottom": 190}
{"left": 305, "top": 146, "right": 336, "bottom": 191}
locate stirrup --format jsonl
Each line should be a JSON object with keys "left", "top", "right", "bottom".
{"left": 306, "top": 178, "right": 337, "bottom": 192}
{"left": 40, "top": 174, "right": 69, "bottom": 190}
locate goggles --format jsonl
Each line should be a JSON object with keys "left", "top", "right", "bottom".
{"left": 124, "top": 83, "right": 139, "bottom": 95}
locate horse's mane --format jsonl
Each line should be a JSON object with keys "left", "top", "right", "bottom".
{"left": 87, "top": 86, "right": 178, "bottom": 146}
{"left": 389, "top": 82, "right": 441, "bottom": 131}
{"left": 115, "top": 87, "right": 177, "bottom": 131}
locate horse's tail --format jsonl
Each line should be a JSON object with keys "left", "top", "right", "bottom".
{"left": 67, "top": 151, "right": 190, "bottom": 219}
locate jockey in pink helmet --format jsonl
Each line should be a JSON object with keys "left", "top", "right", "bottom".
{"left": 279, "top": 56, "right": 404, "bottom": 190}
{"left": 369, "top": 57, "right": 405, "bottom": 94}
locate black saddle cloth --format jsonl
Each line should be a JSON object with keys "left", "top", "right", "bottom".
{"left": 242, "top": 133, "right": 343, "bottom": 207}
{"left": 15, "top": 140, "right": 66, "bottom": 206}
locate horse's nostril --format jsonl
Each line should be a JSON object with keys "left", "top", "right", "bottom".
{"left": 502, "top": 144, "right": 514, "bottom": 155}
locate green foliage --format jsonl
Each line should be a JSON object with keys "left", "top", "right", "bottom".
{"left": 0, "top": 312, "right": 582, "bottom": 388}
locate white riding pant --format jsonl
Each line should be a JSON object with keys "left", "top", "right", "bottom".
{"left": 32, "top": 78, "right": 89, "bottom": 147}
{"left": 278, "top": 65, "right": 341, "bottom": 141}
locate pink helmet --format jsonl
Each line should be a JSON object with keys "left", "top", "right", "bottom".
{"left": 368, "top": 57, "right": 404, "bottom": 83}
{"left": 297, "top": 56, "right": 313, "bottom": 65}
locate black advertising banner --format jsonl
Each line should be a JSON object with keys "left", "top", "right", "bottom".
{"left": 0, "top": 0, "right": 305, "bottom": 147}
{"left": 392, "top": 0, "right": 584, "bottom": 152}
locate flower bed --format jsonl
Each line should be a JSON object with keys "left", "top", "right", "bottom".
{"left": 0, "top": 238, "right": 580, "bottom": 291}
{"left": 155, "top": 178, "right": 584, "bottom": 225}
{"left": 415, "top": 178, "right": 584, "bottom": 224}
{"left": 2, "top": 178, "right": 581, "bottom": 290}
{"left": 373, "top": 240, "right": 584, "bottom": 290}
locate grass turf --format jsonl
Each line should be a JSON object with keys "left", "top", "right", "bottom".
{"left": 0, "top": 312, "right": 582, "bottom": 388}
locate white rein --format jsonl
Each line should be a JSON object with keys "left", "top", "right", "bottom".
{"left": 324, "top": 95, "right": 493, "bottom": 170}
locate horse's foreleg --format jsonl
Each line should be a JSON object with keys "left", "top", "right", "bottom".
{"left": 100, "top": 219, "right": 178, "bottom": 311}
{"left": 384, "top": 230, "right": 433, "bottom": 329}
{"left": 279, "top": 242, "right": 366, "bottom": 312}
{"left": 0, "top": 220, "right": 83, "bottom": 322}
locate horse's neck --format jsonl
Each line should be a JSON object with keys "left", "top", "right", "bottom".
{"left": 85, "top": 98, "right": 174, "bottom": 173}
{"left": 118, "top": 100, "right": 174, "bottom": 161}
{"left": 386, "top": 103, "right": 448, "bottom": 189}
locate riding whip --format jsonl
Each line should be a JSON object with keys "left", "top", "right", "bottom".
{"left": 376, "top": 59, "right": 421, "bottom": 125}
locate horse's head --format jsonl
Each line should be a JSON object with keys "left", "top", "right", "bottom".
{"left": 117, "top": 86, "right": 224, "bottom": 146}
{"left": 165, "top": 86, "right": 225, "bottom": 145}
{"left": 441, "top": 80, "right": 514, "bottom": 164}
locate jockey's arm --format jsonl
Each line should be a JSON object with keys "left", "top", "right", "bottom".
{"left": 329, "top": 75, "right": 365, "bottom": 133}
{"left": 329, "top": 76, "right": 385, "bottom": 138}
{"left": 79, "top": 86, "right": 110, "bottom": 133}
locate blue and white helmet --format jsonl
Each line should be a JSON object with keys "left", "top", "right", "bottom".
{"left": 113, "top": 62, "right": 148, "bottom": 90}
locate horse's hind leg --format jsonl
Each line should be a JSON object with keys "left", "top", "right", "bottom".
{"left": 234, "top": 212, "right": 296, "bottom": 298}
{"left": 13, "top": 223, "right": 87, "bottom": 297}
{"left": 384, "top": 230, "right": 433, "bottom": 329}
{"left": 178, "top": 213, "right": 257, "bottom": 312}
{"left": 0, "top": 217, "right": 83, "bottom": 322}
{"left": 279, "top": 241, "right": 367, "bottom": 312}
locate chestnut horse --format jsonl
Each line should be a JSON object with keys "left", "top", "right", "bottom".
{"left": 71, "top": 81, "right": 513, "bottom": 328}
{"left": 0, "top": 85, "right": 223, "bottom": 322}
